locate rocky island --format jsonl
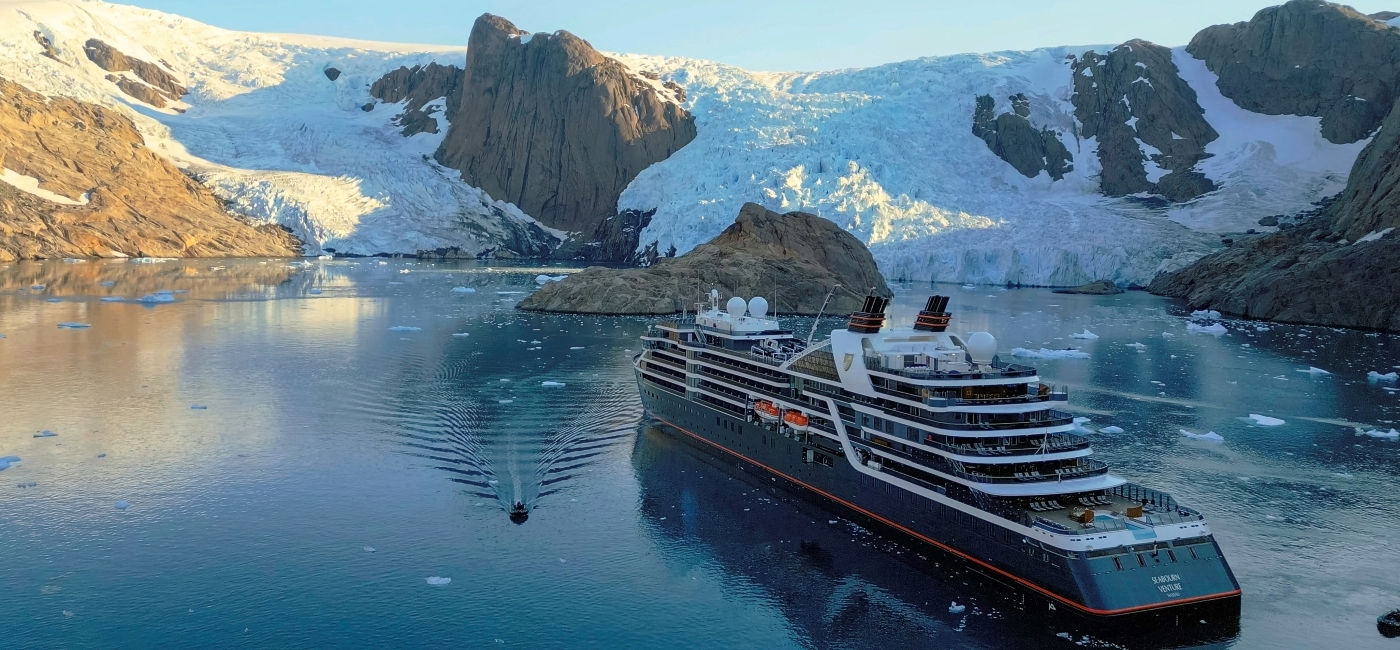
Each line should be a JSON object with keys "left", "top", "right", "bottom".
{"left": 516, "top": 203, "right": 890, "bottom": 315}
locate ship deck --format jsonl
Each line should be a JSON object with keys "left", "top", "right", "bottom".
{"left": 1022, "top": 487, "right": 1203, "bottom": 535}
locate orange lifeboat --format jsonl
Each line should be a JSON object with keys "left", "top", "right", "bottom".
{"left": 754, "top": 400, "right": 781, "bottom": 423}
{"left": 783, "top": 410, "right": 809, "bottom": 432}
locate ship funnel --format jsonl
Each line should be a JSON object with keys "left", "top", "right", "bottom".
{"left": 914, "top": 294, "right": 952, "bottom": 332}
{"left": 847, "top": 294, "right": 889, "bottom": 334}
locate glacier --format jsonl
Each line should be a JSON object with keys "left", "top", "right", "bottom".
{"left": 0, "top": 1, "right": 1369, "bottom": 286}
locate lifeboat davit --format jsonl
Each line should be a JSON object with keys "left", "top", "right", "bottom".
{"left": 754, "top": 400, "right": 781, "bottom": 423}
{"left": 783, "top": 410, "right": 809, "bottom": 432}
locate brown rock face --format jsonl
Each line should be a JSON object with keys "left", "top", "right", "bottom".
{"left": 0, "top": 77, "right": 301, "bottom": 261}
{"left": 1071, "top": 40, "right": 1218, "bottom": 200}
{"left": 435, "top": 14, "right": 697, "bottom": 234}
{"left": 83, "top": 39, "right": 187, "bottom": 107}
{"left": 517, "top": 203, "right": 890, "bottom": 315}
{"left": 1150, "top": 96, "right": 1400, "bottom": 331}
{"left": 1187, "top": 0, "right": 1400, "bottom": 143}
{"left": 369, "top": 63, "right": 464, "bottom": 136}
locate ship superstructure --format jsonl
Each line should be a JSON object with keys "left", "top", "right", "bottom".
{"left": 634, "top": 291, "right": 1241, "bottom": 618}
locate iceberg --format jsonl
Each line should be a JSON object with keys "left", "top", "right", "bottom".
{"left": 1070, "top": 329, "right": 1099, "bottom": 340}
{"left": 1247, "top": 414, "right": 1285, "bottom": 426}
{"left": 1179, "top": 429, "right": 1224, "bottom": 442}
{"left": 1355, "top": 427, "right": 1400, "bottom": 440}
{"left": 948, "top": 602, "right": 966, "bottom": 614}
{"left": 1011, "top": 347, "right": 1089, "bottom": 359}
{"left": 1367, "top": 371, "right": 1399, "bottom": 383}
{"left": 1185, "top": 322, "right": 1226, "bottom": 335}
{"left": 1189, "top": 309, "right": 1222, "bottom": 320}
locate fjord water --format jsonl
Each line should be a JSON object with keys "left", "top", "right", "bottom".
{"left": 1, "top": 260, "right": 1396, "bottom": 649}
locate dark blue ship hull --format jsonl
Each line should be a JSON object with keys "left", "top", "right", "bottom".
{"left": 637, "top": 375, "right": 1241, "bottom": 622}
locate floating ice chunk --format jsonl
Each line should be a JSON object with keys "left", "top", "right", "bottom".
{"left": 139, "top": 292, "right": 176, "bottom": 304}
{"left": 317, "top": 254, "right": 334, "bottom": 260}
{"left": 0, "top": 456, "right": 19, "bottom": 471}
{"left": 1161, "top": 332, "right": 1175, "bottom": 338}
{"left": 569, "top": 346, "right": 585, "bottom": 350}
{"left": 1070, "top": 329, "right": 1099, "bottom": 340}
{"left": 1248, "top": 414, "right": 1285, "bottom": 426}
{"left": 1011, "top": 347, "right": 1089, "bottom": 359}
{"left": 1125, "top": 342, "right": 1147, "bottom": 349}
{"left": 57, "top": 322, "right": 91, "bottom": 329}
{"left": 534, "top": 274, "right": 568, "bottom": 285}
{"left": 1179, "top": 429, "right": 1224, "bottom": 442}
{"left": 498, "top": 399, "right": 514, "bottom": 404}
{"left": 451, "top": 332, "right": 471, "bottom": 337}
{"left": 388, "top": 326, "right": 422, "bottom": 332}
{"left": 129, "top": 257, "right": 175, "bottom": 264}
{"left": 1099, "top": 426, "right": 1125, "bottom": 434}
{"left": 450, "top": 286, "right": 476, "bottom": 294}
{"left": 425, "top": 576, "right": 451, "bottom": 586}
{"left": 1368, "top": 371, "right": 1399, "bottom": 382}
{"left": 1189, "top": 309, "right": 1221, "bottom": 320}
{"left": 948, "top": 602, "right": 966, "bottom": 614}
{"left": 99, "top": 280, "right": 116, "bottom": 287}
{"left": 541, "top": 381, "right": 566, "bottom": 387}
{"left": 100, "top": 297, "right": 125, "bottom": 302}
{"left": 114, "top": 500, "right": 131, "bottom": 510}
{"left": 1355, "top": 427, "right": 1400, "bottom": 440}
{"left": 1295, "top": 366, "right": 1331, "bottom": 376}
{"left": 529, "top": 340, "right": 542, "bottom": 345}
{"left": 309, "top": 289, "right": 322, "bottom": 295}
{"left": 191, "top": 405, "right": 208, "bottom": 410}
{"left": 46, "top": 298, "right": 61, "bottom": 303}
{"left": 1186, "top": 322, "right": 1226, "bottom": 335}
{"left": 30, "top": 284, "right": 46, "bottom": 291}
{"left": 33, "top": 430, "right": 57, "bottom": 438}
{"left": 497, "top": 291, "right": 525, "bottom": 295}
{"left": 63, "top": 258, "right": 86, "bottom": 264}
{"left": 363, "top": 546, "right": 376, "bottom": 553}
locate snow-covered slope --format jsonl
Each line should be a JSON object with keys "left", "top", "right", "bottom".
{"left": 614, "top": 48, "right": 1365, "bottom": 286}
{"left": 0, "top": 0, "right": 556, "bottom": 256}
{"left": 0, "top": 0, "right": 1371, "bottom": 284}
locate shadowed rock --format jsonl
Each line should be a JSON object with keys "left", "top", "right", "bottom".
{"left": 1052, "top": 280, "right": 1124, "bottom": 295}
{"left": 1187, "top": 0, "right": 1400, "bottom": 143}
{"left": 435, "top": 14, "right": 696, "bottom": 234}
{"left": 0, "top": 76, "right": 301, "bottom": 260}
{"left": 971, "top": 94, "right": 1073, "bottom": 180}
{"left": 517, "top": 203, "right": 889, "bottom": 315}
{"left": 369, "top": 62, "right": 463, "bottom": 136}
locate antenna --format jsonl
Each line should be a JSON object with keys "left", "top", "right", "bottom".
{"left": 806, "top": 284, "right": 840, "bottom": 347}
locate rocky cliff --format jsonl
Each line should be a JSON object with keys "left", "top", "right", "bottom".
{"left": 1150, "top": 95, "right": 1400, "bottom": 331}
{"left": 517, "top": 203, "right": 890, "bottom": 315}
{"left": 435, "top": 14, "right": 697, "bottom": 235}
{"left": 82, "top": 38, "right": 186, "bottom": 108}
{"left": 971, "top": 93, "right": 1073, "bottom": 180}
{"left": 1070, "top": 40, "right": 1218, "bottom": 200}
{"left": 0, "top": 77, "right": 301, "bottom": 260}
{"left": 369, "top": 62, "right": 463, "bottom": 136}
{"left": 1188, "top": 0, "right": 1400, "bottom": 143}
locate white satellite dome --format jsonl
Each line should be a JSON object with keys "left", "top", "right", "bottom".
{"left": 748, "top": 296, "right": 769, "bottom": 318}
{"left": 965, "top": 332, "right": 997, "bottom": 364}
{"left": 726, "top": 296, "right": 747, "bottom": 317}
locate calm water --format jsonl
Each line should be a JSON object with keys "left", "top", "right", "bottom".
{"left": 1, "top": 259, "right": 1397, "bottom": 649}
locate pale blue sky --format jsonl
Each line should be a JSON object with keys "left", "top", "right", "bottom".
{"left": 132, "top": 0, "right": 1392, "bottom": 71}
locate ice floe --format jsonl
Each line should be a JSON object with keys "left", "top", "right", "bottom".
{"left": 1355, "top": 427, "right": 1400, "bottom": 440}
{"left": 1185, "top": 322, "right": 1227, "bottom": 335}
{"left": 387, "top": 326, "right": 422, "bottom": 332}
{"left": 190, "top": 405, "right": 208, "bottom": 410}
{"left": 450, "top": 286, "right": 476, "bottom": 294}
{"left": 0, "top": 456, "right": 19, "bottom": 471}
{"left": 1367, "top": 371, "right": 1399, "bottom": 382}
{"left": 540, "top": 381, "right": 565, "bottom": 387}
{"left": 1296, "top": 366, "right": 1331, "bottom": 376}
{"left": 451, "top": 332, "right": 470, "bottom": 337}
{"left": 114, "top": 500, "right": 131, "bottom": 510}
{"left": 99, "top": 297, "right": 125, "bottom": 302}
{"left": 1179, "top": 429, "right": 1224, "bottom": 442}
{"left": 1069, "top": 329, "right": 1099, "bottom": 340}
{"left": 1247, "top": 414, "right": 1285, "bottom": 426}
{"left": 1011, "top": 347, "right": 1089, "bottom": 359}
{"left": 363, "top": 546, "right": 376, "bottom": 553}
{"left": 1189, "top": 309, "right": 1221, "bottom": 320}
{"left": 33, "top": 430, "right": 57, "bottom": 438}
{"left": 534, "top": 274, "right": 567, "bottom": 285}
{"left": 1099, "top": 426, "right": 1124, "bottom": 434}
{"left": 569, "top": 346, "right": 585, "bottom": 350}
{"left": 139, "top": 291, "right": 176, "bottom": 304}
{"left": 948, "top": 602, "right": 966, "bottom": 614}
{"left": 57, "top": 322, "right": 91, "bottom": 329}
{"left": 1125, "top": 342, "right": 1147, "bottom": 349}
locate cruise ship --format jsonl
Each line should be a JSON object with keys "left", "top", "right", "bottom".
{"left": 633, "top": 290, "right": 1241, "bottom": 620}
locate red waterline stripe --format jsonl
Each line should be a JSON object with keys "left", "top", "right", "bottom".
{"left": 652, "top": 415, "right": 1242, "bottom": 616}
